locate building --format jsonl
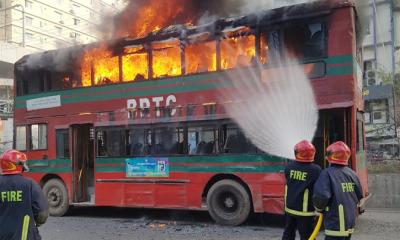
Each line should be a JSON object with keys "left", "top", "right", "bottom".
{"left": 363, "top": 0, "right": 400, "bottom": 158}
{"left": 0, "top": 0, "right": 125, "bottom": 52}
{"left": 0, "top": 60, "right": 13, "bottom": 153}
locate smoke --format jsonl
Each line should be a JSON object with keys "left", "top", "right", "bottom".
{"left": 23, "top": 47, "right": 81, "bottom": 71}
{"left": 104, "top": 0, "right": 320, "bottom": 39}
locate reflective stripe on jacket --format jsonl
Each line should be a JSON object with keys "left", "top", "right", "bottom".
{"left": 284, "top": 160, "right": 321, "bottom": 217}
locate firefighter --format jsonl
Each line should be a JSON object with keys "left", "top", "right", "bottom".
{"left": 0, "top": 150, "right": 49, "bottom": 240}
{"left": 313, "top": 141, "right": 363, "bottom": 240}
{"left": 282, "top": 140, "right": 322, "bottom": 240}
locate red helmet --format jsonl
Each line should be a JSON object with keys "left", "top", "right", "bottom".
{"left": 294, "top": 140, "right": 315, "bottom": 162}
{"left": 0, "top": 150, "right": 28, "bottom": 175}
{"left": 326, "top": 141, "right": 351, "bottom": 166}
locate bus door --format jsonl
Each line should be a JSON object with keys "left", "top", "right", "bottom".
{"left": 71, "top": 124, "right": 95, "bottom": 203}
{"left": 313, "top": 109, "right": 351, "bottom": 168}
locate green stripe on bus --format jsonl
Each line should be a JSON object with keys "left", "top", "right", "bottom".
{"left": 95, "top": 164, "right": 284, "bottom": 173}
{"left": 96, "top": 155, "right": 286, "bottom": 165}
{"left": 28, "top": 167, "right": 72, "bottom": 173}
{"left": 27, "top": 158, "right": 71, "bottom": 167}
{"left": 325, "top": 55, "right": 353, "bottom": 65}
{"left": 327, "top": 66, "right": 353, "bottom": 76}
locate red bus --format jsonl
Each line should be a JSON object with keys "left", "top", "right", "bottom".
{"left": 13, "top": 0, "right": 367, "bottom": 225}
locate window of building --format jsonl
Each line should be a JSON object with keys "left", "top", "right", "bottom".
{"left": 55, "top": 26, "right": 62, "bottom": 35}
{"left": 188, "top": 126, "right": 218, "bottom": 155}
{"left": 372, "top": 111, "right": 387, "bottom": 124}
{"left": 365, "top": 19, "right": 371, "bottom": 35}
{"left": 364, "top": 112, "right": 371, "bottom": 124}
{"left": 16, "top": 126, "right": 27, "bottom": 151}
{"left": 30, "top": 124, "right": 47, "bottom": 150}
{"left": 55, "top": 11, "right": 63, "bottom": 23}
{"left": 73, "top": 18, "right": 80, "bottom": 26}
{"left": 25, "top": 0, "right": 33, "bottom": 9}
{"left": 25, "top": 33, "right": 34, "bottom": 41}
{"left": 56, "top": 129, "right": 70, "bottom": 158}
{"left": 26, "top": 17, "right": 33, "bottom": 26}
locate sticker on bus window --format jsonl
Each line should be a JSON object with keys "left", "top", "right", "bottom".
{"left": 125, "top": 157, "right": 169, "bottom": 177}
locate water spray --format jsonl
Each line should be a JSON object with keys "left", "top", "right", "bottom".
{"left": 220, "top": 57, "right": 318, "bottom": 159}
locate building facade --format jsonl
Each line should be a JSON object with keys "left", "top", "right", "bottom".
{"left": 0, "top": 0, "right": 124, "bottom": 51}
{"left": 363, "top": 0, "right": 400, "bottom": 159}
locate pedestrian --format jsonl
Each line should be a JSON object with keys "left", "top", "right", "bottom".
{"left": 313, "top": 141, "right": 363, "bottom": 240}
{"left": 0, "top": 150, "right": 49, "bottom": 240}
{"left": 282, "top": 140, "right": 322, "bottom": 240}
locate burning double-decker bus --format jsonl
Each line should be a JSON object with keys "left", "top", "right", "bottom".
{"left": 13, "top": 0, "right": 367, "bottom": 225}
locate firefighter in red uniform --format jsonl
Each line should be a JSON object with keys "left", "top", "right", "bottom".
{"left": 0, "top": 150, "right": 49, "bottom": 240}
{"left": 282, "top": 140, "right": 322, "bottom": 240}
{"left": 313, "top": 141, "right": 363, "bottom": 240}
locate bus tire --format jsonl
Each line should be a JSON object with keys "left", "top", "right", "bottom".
{"left": 42, "top": 179, "right": 69, "bottom": 216}
{"left": 206, "top": 179, "right": 251, "bottom": 226}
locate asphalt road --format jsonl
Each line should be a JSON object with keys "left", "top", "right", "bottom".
{"left": 39, "top": 208, "right": 400, "bottom": 240}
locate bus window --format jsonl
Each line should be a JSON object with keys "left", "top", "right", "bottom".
{"left": 56, "top": 129, "right": 70, "bottom": 158}
{"left": 127, "top": 128, "right": 153, "bottom": 156}
{"left": 27, "top": 71, "right": 44, "bottom": 94}
{"left": 15, "top": 126, "right": 27, "bottom": 151}
{"left": 96, "top": 128, "right": 125, "bottom": 157}
{"left": 188, "top": 126, "right": 218, "bottom": 155}
{"left": 185, "top": 38, "right": 217, "bottom": 74}
{"left": 93, "top": 56, "right": 120, "bottom": 85}
{"left": 30, "top": 124, "right": 47, "bottom": 150}
{"left": 283, "top": 22, "right": 326, "bottom": 60}
{"left": 122, "top": 45, "right": 148, "bottom": 82}
{"left": 154, "top": 127, "right": 185, "bottom": 155}
{"left": 152, "top": 40, "right": 181, "bottom": 78}
{"left": 220, "top": 28, "right": 256, "bottom": 70}
{"left": 223, "top": 125, "right": 256, "bottom": 154}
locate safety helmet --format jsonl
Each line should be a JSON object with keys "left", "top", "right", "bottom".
{"left": 0, "top": 150, "right": 28, "bottom": 175}
{"left": 294, "top": 140, "right": 315, "bottom": 162}
{"left": 326, "top": 141, "right": 351, "bottom": 166}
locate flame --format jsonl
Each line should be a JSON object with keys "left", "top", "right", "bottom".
{"left": 221, "top": 29, "right": 256, "bottom": 69}
{"left": 81, "top": 44, "right": 119, "bottom": 86}
{"left": 114, "top": 0, "right": 195, "bottom": 38}
{"left": 152, "top": 40, "right": 181, "bottom": 78}
{"left": 185, "top": 39, "right": 217, "bottom": 74}
{"left": 123, "top": 46, "right": 149, "bottom": 81}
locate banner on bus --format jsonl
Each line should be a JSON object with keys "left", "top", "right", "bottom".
{"left": 126, "top": 157, "right": 169, "bottom": 177}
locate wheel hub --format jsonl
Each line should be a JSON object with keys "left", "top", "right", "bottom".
{"left": 48, "top": 188, "right": 62, "bottom": 207}
{"left": 224, "top": 197, "right": 235, "bottom": 208}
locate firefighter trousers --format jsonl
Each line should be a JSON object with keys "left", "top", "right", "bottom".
{"left": 282, "top": 214, "right": 314, "bottom": 240}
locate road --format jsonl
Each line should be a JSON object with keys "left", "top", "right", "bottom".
{"left": 39, "top": 208, "right": 400, "bottom": 240}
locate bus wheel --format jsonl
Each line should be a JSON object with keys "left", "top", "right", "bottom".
{"left": 206, "top": 179, "right": 251, "bottom": 226}
{"left": 42, "top": 179, "right": 69, "bottom": 216}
